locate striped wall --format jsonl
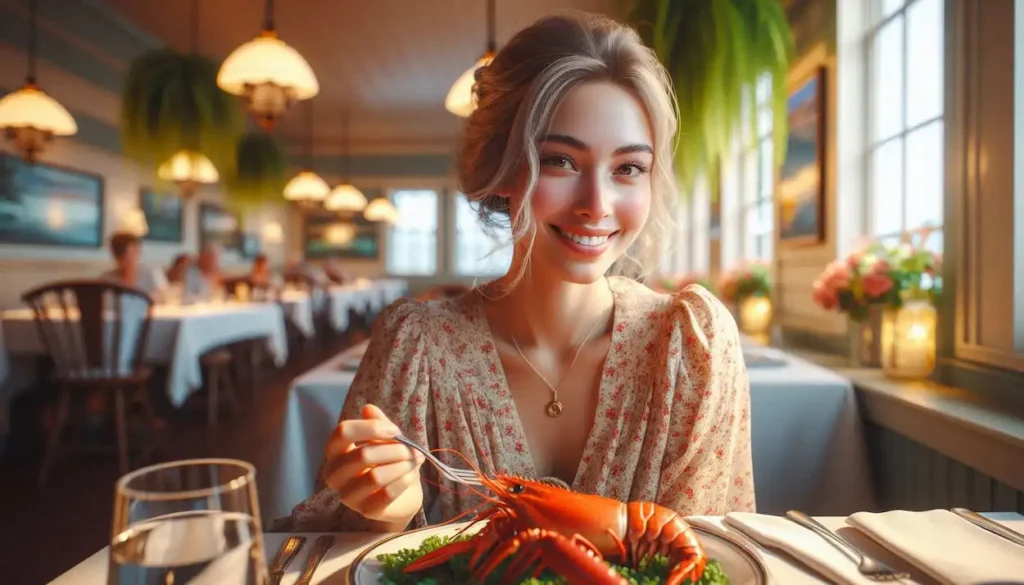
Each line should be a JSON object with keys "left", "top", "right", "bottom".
{"left": 865, "top": 423, "right": 1024, "bottom": 513}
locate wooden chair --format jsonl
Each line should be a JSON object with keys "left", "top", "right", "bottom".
{"left": 22, "top": 279, "right": 156, "bottom": 482}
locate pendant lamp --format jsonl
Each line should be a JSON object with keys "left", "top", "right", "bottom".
{"left": 364, "top": 196, "right": 399, "bottom": 224}
{"left": 0, "top": 0, "right": 77, "bottom": 162}
{"left": 156, "top": 0, "right": 219, "bottom": 196}
{"left": 325, "top": 109, "right": 367, "bottom": 213}
{"left": 445, "top": 0, "right": 497, "bottom": 117}
{"left": 283, "top": 100, "right": 329, "bottom": 206}
{"left": 217, "top": 0, "right": 318, "bottom": 130}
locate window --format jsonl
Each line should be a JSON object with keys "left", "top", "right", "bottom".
{"left": 454, "top": 193, "right": 513, "bottom": 276}
{"left": 385, "top": 189, "right": 438, "bottom": 275}
{"left": 867, "top": 0, "right": 944, "bottom": 252}
{"left": 744, "top": 75, "right": 775, "bottom": 261}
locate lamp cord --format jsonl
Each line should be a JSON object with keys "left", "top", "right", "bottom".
{"left": 306, "top": 101, "right": 314, "bottom": 168}
{"left": 486, "top": 0, "right": 496, "bottom": 53}
{"left": 26, "top": 0, "right": 37, "bottom": 84}
{"left": 341, "top": 109, "right": 350, "bottom": 182}
{"left": 190, "top": 0, "right": 199, "bottom": 53}
{"left": 264, "top": 0, "right": 274, "bottom": 32}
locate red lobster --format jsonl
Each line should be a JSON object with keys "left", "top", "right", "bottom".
{"left": 403, "top": 472, "right": 707, "bottom": 585}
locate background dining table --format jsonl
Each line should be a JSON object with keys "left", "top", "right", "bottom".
{"left": 264, "top": 337, "right": 877, "bottom": 520}
{"left": 48, "top": 512, "right": 1024, "bottom": 584}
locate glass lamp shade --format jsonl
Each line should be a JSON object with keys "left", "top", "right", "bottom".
{"left": 261, "top": 221, "right": 284, "bottom": 244}
{"left": 283, "top": 169, "right": 330, "bottom": 203}
{"left": 364, "top": 197, "right": 398, "bottom": 223}
{"left": 325, "top": 183, "right": 368, "bottom": 212}
{"left": 157, "top": 150, "right": 219, "bottom": 185}
{"left": 0, "top": 83, "right": 77, "bottom": 162}
{"left": 324, "top": 223, "right": 356, "bottom": 245}
{"left": 445, "top": 53, "right": 494, "bottom": 117}
{"left": 117, "top": 208, "right": 149, "bottom": 237}
{"left": 217, "top": 31, "right": 319, "bottom": 129}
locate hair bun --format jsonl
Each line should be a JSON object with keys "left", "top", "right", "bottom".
{"left": 472, "top": 64, "right": 490, "bottom": 102}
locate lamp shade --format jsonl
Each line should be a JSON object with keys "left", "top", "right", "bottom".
{"left": 325, "top": 183, "right": 367, "bottom": 212}
{"left": 0, "top": 84, "right": 77, "bottom": 134}
{"left": 283, "top": 169, "right": 330, "bottom": 203}
{"left": 364, "top": 197, "right": 398, "bottom": 223}
{"left": 324, "top": 223, "right": 356, "bottom": 245}
{"left": 217, "top": 31, "right": 319, "bottom": 99}
{"left": 445, "top": 53, "right": 493, "bottom": 118}
{"left": 117, "top": 208, "right": 149, "bottom": 237}
{"left": 261, "top": 221, "right": 284, "bottom": 244}
{"left": 157, "top": 150, "right": 220, "bottom": 184}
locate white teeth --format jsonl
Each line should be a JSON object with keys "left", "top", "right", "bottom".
{"left": 557, "top": 228, "right": 610, "bottom": 247}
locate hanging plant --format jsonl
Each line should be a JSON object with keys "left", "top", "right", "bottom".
{"left": 222, "top": 131, "right": 289, "bottom": 212}
{"left": 630, "top": 0, "right": 794, "bottom": 196}
{"left": 120, "top": 49, "right": 244, "bottom": 175}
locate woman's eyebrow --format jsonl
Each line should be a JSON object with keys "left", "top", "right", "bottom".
{"left": 540, "top": 134, "right": 653, "bottom": 155}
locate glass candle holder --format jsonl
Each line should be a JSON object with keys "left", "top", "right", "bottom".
{"left": 739, "top": 296, "right": 772, "bottom": 336}
{"left": 881, "top": 300, "right": 937, "bottom": 379}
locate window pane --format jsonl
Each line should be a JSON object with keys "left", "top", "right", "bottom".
{"left": 386, "top": 190, "right": 438, "bottom": 275}
{"left": 742, "top": 147, "right": 758, "bottom": 206}
{"left": 924, "top": 228, "right": 943, "bottom": 255}
{"left": 871, "top": 139, "right": 904, "bottom": 236}
{"left": 756, "top": 74, "right": 773, "bottom": 136}
{"left": 904, "top": 121, "right": 944, "bottom": 230}
{"left": 455, "top": 194, "right": 513, "bottom": 276}
{"left": 906, "top": 0, "right": 943, "bottom": 126}
{"left": 758, "top": 137, "right": 773, "bottom": 195}
{"left": 880, "top": 0, "right": 904, "bottom": 20}
{"left": 872, "top": 17, "right": 905, "bottom": 141}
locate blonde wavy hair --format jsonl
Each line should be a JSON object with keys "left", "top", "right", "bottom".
{"left": 458, "top": 11, "right": 679, "bottom": 286}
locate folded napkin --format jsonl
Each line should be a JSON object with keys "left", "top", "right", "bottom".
{"left": 720, "top": 512, "right": 898, "bottom": 585}
{"left": 847, "top": 509, "right": 1024, "bottom": 585}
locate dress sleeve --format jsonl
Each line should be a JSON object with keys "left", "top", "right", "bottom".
{"left": 275, "top": 298, "right": 438, "bottom": 532}
{"left": 658, "top": 285, "right": 756, "bottom": 515}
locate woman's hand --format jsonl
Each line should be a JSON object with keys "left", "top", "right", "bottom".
{"left": 323, "top": 404, "right": 425, "bottom": 531}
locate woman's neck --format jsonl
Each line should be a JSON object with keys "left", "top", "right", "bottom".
{"left": 483, "top": 271, "right": 614, "bottom": 351}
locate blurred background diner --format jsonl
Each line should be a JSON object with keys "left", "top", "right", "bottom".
{"left": 0, "top": 0, "right": 1022, "bottom": 583}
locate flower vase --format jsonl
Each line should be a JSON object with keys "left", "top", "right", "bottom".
{"left": 847, "top": 305, "right": 883, "bottom": 367}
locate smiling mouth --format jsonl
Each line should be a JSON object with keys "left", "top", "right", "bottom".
{"left": 551, "top": 225, "right": 619, "bottom": 247}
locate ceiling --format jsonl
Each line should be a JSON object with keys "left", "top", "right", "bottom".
{"left": 100, "top": 0, "right": 628, "bottom": 154}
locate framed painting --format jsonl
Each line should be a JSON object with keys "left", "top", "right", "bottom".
{"left": 778, "top": 65, "right": 826, "bottom": 245}
{"left": 139, "top": 187, "right": 183, "bottom": 243}
{"left": 198, "top": 202, "right": 241, "bottom": 252}
{"left": 240, "top": 233, "right": 260, "bottom": 259}
{"left": 304, "top": 211, "right": 381, "bottom": 260}
{"left": 0, "top": 153, "right": 104, "bottom": 248}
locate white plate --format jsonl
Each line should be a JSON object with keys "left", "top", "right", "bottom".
{"left": 348, "top": 521, "right": 768, "bottom": 584}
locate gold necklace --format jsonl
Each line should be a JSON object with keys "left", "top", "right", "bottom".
{"left": 510, "top": 311, "right": 607, "bottom": 418}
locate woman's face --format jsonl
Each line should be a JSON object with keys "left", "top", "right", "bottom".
{"left": 510, "top": 80, "right": 654, "bottom": 284}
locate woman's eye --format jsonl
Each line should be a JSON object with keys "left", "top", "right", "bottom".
{"left": 541, "top": 155, "right": 576, "bottom": 170}
{"left": 615, "top": 162, "right": 649, "bottom": 177}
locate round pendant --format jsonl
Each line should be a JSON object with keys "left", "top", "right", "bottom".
{"left": 545, "top": 400, "right": 564, "bottom": 417}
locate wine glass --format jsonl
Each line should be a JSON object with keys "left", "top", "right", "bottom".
{"left": 107, "top": 458, "right": 269, "bottom": 585}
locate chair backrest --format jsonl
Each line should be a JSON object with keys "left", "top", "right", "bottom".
{"left": 21, "top": 278, "right": 155, "bottom": 380}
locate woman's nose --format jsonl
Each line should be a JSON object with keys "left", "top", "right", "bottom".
{"left": 573, "top": 172, "right": 613, "bottom": 220}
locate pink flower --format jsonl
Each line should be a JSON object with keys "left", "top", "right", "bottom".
{"left": 930, "top": 252, "right": 943, "bottom": 272}
{"left": 812, "top": 279, "right": 839, "bottom": 311}
{"left": 823, "top": 260, "right": 851, "bottom": 290}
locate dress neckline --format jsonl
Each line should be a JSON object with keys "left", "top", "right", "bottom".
{"left": 468, "top": 276, "right": 626, "bottom": 488}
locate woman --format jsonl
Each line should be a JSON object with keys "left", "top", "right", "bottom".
{"left": 282, "top": 12, "right": 753, "bottom": 534}
{"left": 166, "top": 254, "right": 191, "bottom": 285}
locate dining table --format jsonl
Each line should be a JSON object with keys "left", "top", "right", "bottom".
{"left": 49, "top": 512, "right": 1024, "bottom": 584}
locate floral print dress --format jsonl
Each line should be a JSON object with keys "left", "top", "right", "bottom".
{"left": 278, "top": 276, "right": 755, "bottom": 532}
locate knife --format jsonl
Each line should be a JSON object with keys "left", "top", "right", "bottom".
{"left": 269, "top": 536, "right": 306, "bottom": 585}
{"left": 952, "top": 507, "right": 1024, "bottom": 547}
{"left": 294, "top": 535, "right": 336, "bottom": 585}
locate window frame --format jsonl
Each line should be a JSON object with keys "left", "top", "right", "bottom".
{"left": 864, "top": 0, "right": 945, "bottom": 246}
{"left": 451, "top": 191, "right": 514, "bottom": 278}
{"left": 383, "top": 186, "right": 442, "bottom": 277}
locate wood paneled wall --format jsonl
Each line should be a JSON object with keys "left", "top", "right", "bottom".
{"left": 866, "top": 423, "right": 1024, "bottom": 513}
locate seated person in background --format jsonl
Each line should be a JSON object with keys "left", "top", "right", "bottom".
{"left": 323, "top": 258, "right": 349, "bottom": 284}
{"left": 166, "top": 254, "right": 191, "bottom": 285}
{"left": 101, "top": 232, "right": 167, "bottom": 298}
{"left": 250, "top": 253, "right": 271, "bottom": 286}
{"left": 185, "top": 244, "right": 223, "bottom": 299}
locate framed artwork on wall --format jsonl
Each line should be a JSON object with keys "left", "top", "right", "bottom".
{"left": 303, "top": 211, "right": 381, "bottom": 260}
{"left": 0, "top": 153, "right": 104, "bottom": 248}
{"left": 198, "top": 202, "right": 240, "bottom": 252}
{"left": 778, "top": 65, "right": 826, "bottom": 246}
{"left": 139, "top": 187, "right": 183, "bottom": 243}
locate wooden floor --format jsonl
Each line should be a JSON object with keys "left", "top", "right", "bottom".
{"left": 0, "top": 332, "right": 361, "bottom": 585}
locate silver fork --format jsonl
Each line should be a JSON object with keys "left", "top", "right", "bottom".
{"left": 394, "top": 434, "right": 483, "bottom": 486}
{"left": 785, "top": 510, "right": 911, "bottom": 582}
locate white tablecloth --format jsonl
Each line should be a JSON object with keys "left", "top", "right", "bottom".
{"left": 265, "top": 341, "right": 876, "bottom": 520}
{"left": 321, "top": 280, "right": 408, "bottom": 332}
{"left": 48, "top": 513, "right": 1024, "bottom": 584}
{"left": 0, "top": 302, "right": 289, "bottom": 407}
{"left": 279, "top": 291, "right": 316, "bottom": 339}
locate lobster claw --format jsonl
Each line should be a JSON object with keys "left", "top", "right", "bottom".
{"left": 473, "top": 528, "right": 628, "bottom": 585}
